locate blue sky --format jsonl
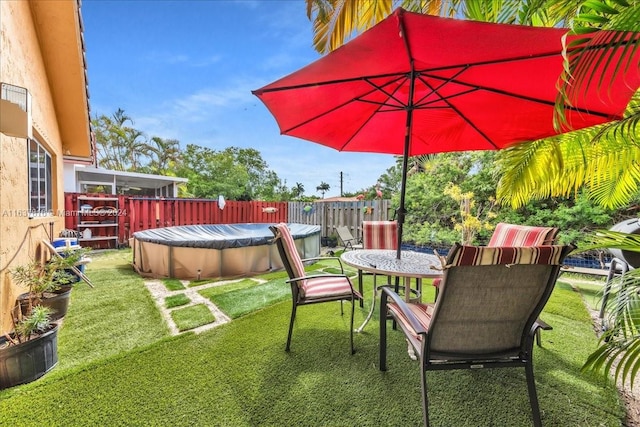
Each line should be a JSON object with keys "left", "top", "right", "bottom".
{"left": 81, "top": 0, "right": 395, "bottom": 198}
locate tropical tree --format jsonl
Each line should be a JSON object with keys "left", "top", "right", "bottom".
{"left": 92, "top": 108, "right": 150, "bottom": 171}
{"left": 316, "top": 181, "right": 330, "bottom": 198}
{"left": 176, "top": 144, "right": 250, "bottom": 200}
{"left": 143, "top": 136, "right": 181, "bottom": 175}
{"left": 292, "top": 182, "right": 305, "bottom": 199}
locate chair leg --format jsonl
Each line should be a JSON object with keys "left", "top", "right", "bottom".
{"left": 350, "top": 297, "right": 356, "bottom": 354}
{"left": 379, "top": 293, "right": 388, "bottom": 371}
{"left": 420, "top": 358, "right": 430, "bottom": 427}
{"left": 286, "top": 303, "right": 297, "bottom": 352}
{"left": 525, "top": 361, "right": 543, "bottom": 427}
{"left": 392, "top": 276, "right": 400, "bottom": 330}
{"left": 358, "top": 269, "right": 364, "bottom": 307}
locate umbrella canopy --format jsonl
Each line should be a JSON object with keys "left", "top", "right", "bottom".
{"left": 253, "top": 8, "right": 640, "bottom": 258}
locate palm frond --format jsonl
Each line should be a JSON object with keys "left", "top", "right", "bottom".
{"left": 496, "top": 138, "right": 564, "bottom": 208}
{"left": 307, "top": 0, "right": 393, "bottom": 54}
{"left": 499, "top": 91, "right": 640, "bottom": 209}
{"left": 555, "top": 2, "right": 640, "bottom": 128}
{"left": 579, "top": 229, "right": 640, "bottom": 253}
{"left": 582, "top": 265, "right": 640, "bottom": 389}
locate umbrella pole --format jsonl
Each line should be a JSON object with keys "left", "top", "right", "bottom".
{"left": 397, "top": 114, "right": 411, "bottom": 260}
{"left": 397, "top": 68, "right": 416, "bottom": 260}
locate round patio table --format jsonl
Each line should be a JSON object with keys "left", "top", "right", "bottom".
{"left": 341, "top": 249, "right": 442, "bottom": 332}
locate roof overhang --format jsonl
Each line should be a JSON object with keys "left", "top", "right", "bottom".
{"left": 30, "top": 0, "right": 92, "bottom": 159}
{"left": 76, "top": 166, "right": 188, "bottom": 190}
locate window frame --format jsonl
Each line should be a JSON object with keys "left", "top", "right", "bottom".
{"left": 27, "top": 138, "right": 53, "bottom": 217}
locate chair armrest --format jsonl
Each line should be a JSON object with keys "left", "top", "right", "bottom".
{"left": 530, "top": 318, "right": 552, "bottom": 337}
{"left": 380, "top": 286, "right": 428, "bottom": 335}
{"left": 286, "top": 273, "right": 352, "bottom": 283}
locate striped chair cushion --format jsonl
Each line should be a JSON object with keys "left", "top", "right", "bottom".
{"left": 448, "top": 244, "right": 566, "bottom": 267}
{"left": 275, "top": 223, "right": 357, "bottom": 300}
{"left": 302, "top": 275, "right": 356, "bottom": 299}
{"left": 434, "top": 223, "right": 559, "bottom": 289}
{"left": 363, "top": 221, "right": 398, "bottom": 250}
{"left": 395, "top": 245, "right": 565, "bottom": 339}
{"left": 274, "top": 223, "right": 308, "bottom": 293}
{"left": 388, "top": 302, "right": 434, "bottom": 339}
{"left": 487, "top": 223, "right": 558, "bottom": 247}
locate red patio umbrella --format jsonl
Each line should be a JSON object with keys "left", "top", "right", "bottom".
{"left": 253, "top": 8, "right": 640, "bottom": 258}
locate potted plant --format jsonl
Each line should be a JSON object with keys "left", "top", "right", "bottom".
{"left": 321, "top": 234, "right": 338, "bottom": 248}
{"left": 11, "top": 247, "right": 88, "bottom": 321}
{"left": 0, "top": 305, "right": 58, "bottom": 389}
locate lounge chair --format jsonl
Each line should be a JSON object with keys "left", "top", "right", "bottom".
{"left": 335, "top": 226, "right": 363, "bottom": 251}
{"left": 380, "top": 243, "right": 574, "bottom": 427}
{"left": 270, "top": 223, "right": 363, "bottom": 354}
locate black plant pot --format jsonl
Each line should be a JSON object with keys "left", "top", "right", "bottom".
{"left": 321, "top": 237, "right": 338, "bottom": 248}
{"left": 0, "top": 323, "right": 58, "bottom": 389}
{"left": 17, "top": 286, "right": 72, "bottom": 321}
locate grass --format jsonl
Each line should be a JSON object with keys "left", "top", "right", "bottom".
{"left": 170, "top": 304, "right": 215, "bottom": 331}
{"left": 200, "top": 279, "right": 291, "bottom": 319}
{"left": 165, "top": 293, "right": 190, "bottom": 308}
{"left": 162, "top": 278, "right": 185, "bottom": 291}
{"left": 54, "top": 249, "right": 169, "bottom": 371}
{"left": 0, "top": 249, "right": 625, "bottom": 426}
{"left": 188, "top": 278, "right": 219, "bottom": 287}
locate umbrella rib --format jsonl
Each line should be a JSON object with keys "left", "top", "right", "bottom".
{"left": 252, "top": 72, "right": 411, "bottom": 94}
{"left": 358, "top": 76, "right": 411, "bottom": 110}
{"left": 420, "top": 77, "right": 499, "bottom": 148}
{"left": 277, "top": 78, "right": 400, "bottom": 135}
{"left": 412, "top": 66, "right": 470, "bottom": 108}
{"left": 418, "top": 71, "right": 616, "bottom": 118}
{"left": 336, "top": 77, "right": 412, "bottom": 150}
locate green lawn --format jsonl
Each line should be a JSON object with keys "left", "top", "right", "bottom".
{"left": 0, "top": 249, "right": 624, "bottom": 426}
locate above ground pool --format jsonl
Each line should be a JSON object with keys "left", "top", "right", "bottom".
{"left": 132, "top": 223, "right": 320, "bottom": 279}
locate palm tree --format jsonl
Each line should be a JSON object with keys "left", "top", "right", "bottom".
{"left": 305, "top": 0, "right": 640, "bottom": 388}
{"left": 146, "top": 136, "right": 181, "bottom": 175}
{"left": 292, "top": 182, "right": 305, "bottom": 199}
{"left": 316, "top": 181, "right": 330, "bottom": 198}
{"left": 92, "top": 108, "right": 150, "bottom": 171}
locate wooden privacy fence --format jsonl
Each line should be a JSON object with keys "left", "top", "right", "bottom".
{"left": 288, "top": 200, "right": 393, "bottom": 241}
{"left": 64, "top": 193, "right": 392, "bottom": 246}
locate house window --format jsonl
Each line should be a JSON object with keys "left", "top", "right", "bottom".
{"left": 28, "top": 138, "right": 52, "bottom": 215}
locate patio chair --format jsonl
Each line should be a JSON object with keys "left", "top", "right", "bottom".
{"left": 336, "top": 226, "right": 363, "bottom": 251}
{"left": 269, "top": 223, "right": 363, "bottom": 354}
{"left": 433, "top": 223, "right": 558, "bottom": 298}
{"left": 357, "top": 221, "right": 398, "bottom": 307}
{"left": 380, "top": 243, "right": 574, "bottom": 427}
{"left": 433, "top": 223, "right": 559, "bottom": 345}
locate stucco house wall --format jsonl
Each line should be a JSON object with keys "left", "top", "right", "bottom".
{"left": 0, "top": 0, "right": 92, "bottom": 332}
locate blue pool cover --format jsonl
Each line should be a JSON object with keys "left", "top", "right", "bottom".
{"left": 132, "top": 223, "right": 320, "bottom": 249}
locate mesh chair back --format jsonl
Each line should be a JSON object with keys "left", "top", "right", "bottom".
{"left": 429, "top": 244, "right": 566, "bottom": 357}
